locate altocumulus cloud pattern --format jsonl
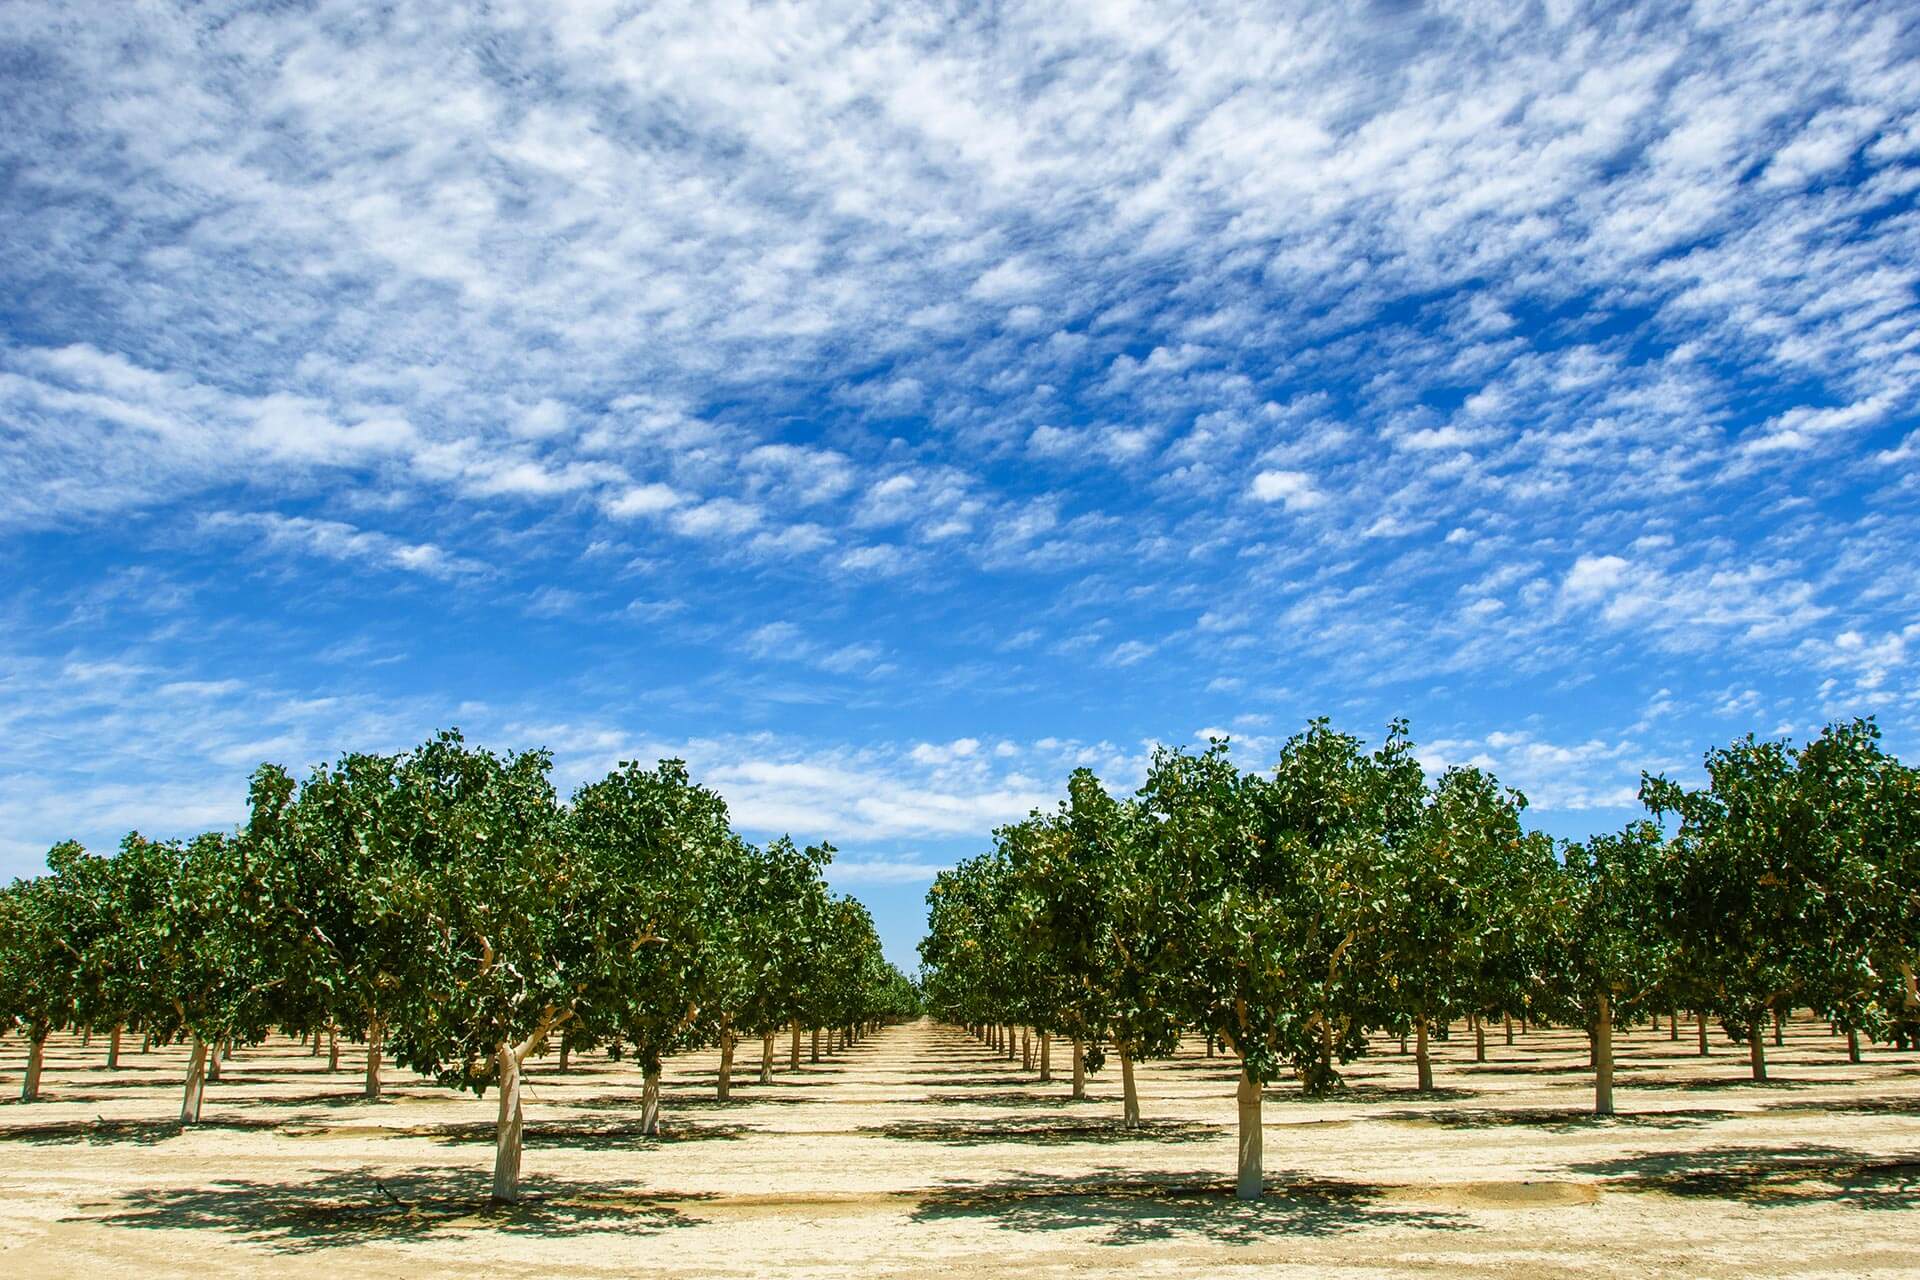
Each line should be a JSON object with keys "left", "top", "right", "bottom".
{"left": 1, "top": 1, "right": 1916, "bottom": 963}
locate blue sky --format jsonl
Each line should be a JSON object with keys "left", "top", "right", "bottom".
{"left": 3, "top": 1, "right": 1918, "bottom": 970}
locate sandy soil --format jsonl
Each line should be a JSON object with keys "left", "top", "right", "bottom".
{"left": 2, "top": 1013, "right": 1917, "bottom": 1278}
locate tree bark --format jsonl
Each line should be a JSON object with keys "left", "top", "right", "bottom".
{"left": 760, "top": 1031, "right": 775, "bottom": 1084}
{"left": 1749, "top": 1020, "right": 1768, "bottom": 1081}
{"left": 108, "top": 1023, "right": 123, "bottom": 1070}
{"left": 328, "top": 1025, "right": 340, "bottom": 1072}
{"left": 1415, "top": 1016, "right": 1433, "bottom": 1092}
{"left": 790, "top": 1019, "right": 801, "bottom": 1071}
{"left": 1071, "top": 1037, "right": 1086, "bottom": 1100}
{"left": 558, "top": 1039, "right": 570, "bottom": 1073}
{"left": 21, "top": 1028, "right": 47, "bottom": 1102}
{"left": 181, "top": 1036, "right": 208, "bottom": 1124}
{"left": 1669, "top": 1010, "right": 1679, "bottom": 1041}
{"left": 492, "top": 1041, "right": 524, "bottom": 1203}
{"left": 718, "top": 1025, "right": 736, "bottom": 1101}
{"left": 811, "top": 1026, "right": 821, "bottom": 1063}
{"left": 1773, "top": 1006, "right": 1785, "bottom": 1047}
{"left": 640, "top": 1065, "right": 662, "bottom": 1136}
{"left": 1593, "top": 991, "right": 1615, "bottom": 1116}
{"left": 1697, "top": 1009, "right": 1709, "bottom": 1056}
{"left": 207, "top": 1041, "right": 223, "bottom": 1082}
{"left": 1039, "top": 1032, "right": 1052, "bottom": 1083}
{"left": 1235, "top": 1068, "right": 1263, "bottom": 1200}
{"left": 1022, "top": 1028, "right": 1032, "bottom": 1071}
{"left": 364, "top": 1016, "right": 384, "bottom": 1100}
{"left": 1474, "top": 1014, "right": 1486, "bottom": 1063}
{"left": 1504, "top": 1013, "right": 1514, "bottom": 1046}
{"left": 1120, "top": 1046, "right": 1141, "bottom": 1128}
{"left": 1847, "top": 1026, "right": 1861, "bottom": 1063}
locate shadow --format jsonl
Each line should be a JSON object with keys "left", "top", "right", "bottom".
{"left": 1269, "top": 1084, "right": 1477, "bottom": 1104}
{"left": 78, "top": 1166, "right": 708, "bottom": 1251}
{"left": 865, "top": 1118, "right": 1220, "bottom": 1146}
{"left": 1379, "top": 1107, "right": 1734, "bottom": 1132}
{"left": 911, "top": 1169, "right": 1469, "bottom": 1245}
{"left": 426, "top": 1119, "right": 754, "bottom": 1149}
{"left": 1568, "top": 1144, "right": 1920, "bottom": 1210}
{"left": 922, "top": 1091, "right": 1084, "bottom": 1109}
{"left": 0, "top": 1117, "right": 192, "bottom": 1146}
{"left": 1767, "top": 1096, "right": 1920, "bottom": 1118}
{"left": 1664, "top": 1076, "right": 1824, "bottom": 1093}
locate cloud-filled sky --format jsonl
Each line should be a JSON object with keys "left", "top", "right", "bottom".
{"left": 3, "top": 1, "right": 1917, "bottom": 968}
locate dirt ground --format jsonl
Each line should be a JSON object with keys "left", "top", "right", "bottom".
{"left": 2, "top": 1014, "right": 1917, "bottom": 1278}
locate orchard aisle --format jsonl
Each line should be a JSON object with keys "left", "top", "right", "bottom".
{"left": 3, "top": 1016, "right": 1920, "bottom": 1278}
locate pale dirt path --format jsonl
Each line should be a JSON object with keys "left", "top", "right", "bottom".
{"left": 2, "top": 1015, "right": 1918, "bottom": 1278}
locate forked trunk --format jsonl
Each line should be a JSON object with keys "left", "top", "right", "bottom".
{"left": 1039, "top": 1032, "right": 1052, "bottom": 1083}
{"left": 640, "top": 1066, "right": 662, "bottom": 1136}
{"left": 718, "top": 1026, "right": 736, "bottom": 1101}
{"left": 21, "top": 1028, "right": 47, "bottom": 1102}
{"left": 1120, "top": 1047, "right": 1141, "bottom": 1128}
{"left": 181, "top": 1037, "right": 209, "bottom": 1124}
{"left": 108, "top": 1023, "right": 123, "bottom": 1070}
{"left": 760, "top": 1031, "right": 774, "bottom": 1084}
{"left": 1235, "top": 1068, "right": 1263, "bottom": 1200}
{"left": 1415, "top": 1016, "right": 1433, "bottom": 1092}
{"left": 1071, "top": 1037, "right": 1086, "bottom": 1100}
{"left": 1593, "top": 991, "right": 1615, "bottom": 1116}
{"left": 492, "top": 1042, "right": 524, "bottom": 1203}
{"left": 789, "top": 1019, "right": 801, "bottom": 1071}
{"left": 811, "top": 1027, "right": 821, "bottom": 1063}
{"left": 364, "top": 1016, "right": 384, "bottom": 1100}
{"left": 1749, "top": 1021, "right": 1768, "bottom": 1081}
{"left": 1696, "top": 1010, "right": 1709, "bottom": 1056}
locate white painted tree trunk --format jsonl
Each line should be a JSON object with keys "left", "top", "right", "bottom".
{"left": 1415, "top": 1016, "right": 1433, "bottom": 1092}
{"left": 1120, "top": 1047, "right": 1140, "bottom": 1128}
{"left": 1235, "top": 1068, "right": 1263, "bottom": 1200}
{"left": 21, "top": 1029, "right": 46, "bottom": 1102}
{"left": 181, "top": 1037, "right": 208, "bottom": 1124}
{"left": 641, "top": 1066, "right": 662, "bottom": 1136}
{"left": 492, "top": 1042, "right": 524, "bottom": 1203}
{"left": 760, "top": 1031, "right": 774, "bottom": 1084}
{"left": 364, "top": 1016, "right": 383, "bottom": 1099}
{"left": 1593, "top": 991, "right": 1615, "bottom": 1116}
{"left": 206, "top": 1040, "right": 223, "bottom": 1082}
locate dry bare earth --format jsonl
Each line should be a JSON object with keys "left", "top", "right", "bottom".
{"left": 2, "top": 1015, "right": 1918, "bottom": 1278}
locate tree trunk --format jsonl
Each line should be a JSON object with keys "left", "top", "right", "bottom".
{"left": 1071, "top": 1037, "right": 1086, "bottom": 1100}
{"left": 1749, "top": 1020, "right": 1768, "bottom": 1081}
{"left": 1504, "top": 1013, "right": 1514, "bottom": 1046}
{"left": 760, "top": 1031, "right": 774, "bottom": 1084}
{"left": 1039, "top": 1032, "right": 1052, "bottom": 1083}
{"left": 364, "top": 1017, "right": 384, "bottom": 1100}
{"left": 1773, "top": 1006, "right": 1785, "bottom": 1047}
{"left": 1021, "top": 1028, "right": 1031, "bottom": 1070}
{"left": 641, "top": 1065, "right": 662, "bottom": 1136}
{"left": 558, "top": 1039, "right": 571, "bottom": 1073}
{"left": 311, "top": 1027, "right": 321, "bottom": 1056}
{"left": 811, "top": 1026, "right": 821, "bottom": 1063}
{"left": 1669, "top": 1010, "right": 1679, "bottom": 1041}
{"left": 1594, "top": 991, "right": 1615, "bottom": 1116}
{"left": 181, "top": 1037, "right": 208, "bottom": 1124}
{"left": 1474, "top": 1014, "right": 1486, "bottom": 1063}
{"left": 1697, "top": 1009, "right": 1709, "bottom": 1056}
{"left": 21, "top": 1028, "right": 47, "bottom": 1102}
{"left": 790, "top": 1019, "right": 801, "bottom": 1071}
{"left": 207, "top": 1041, "right": 223, "bottom": 1082}
{"left": 1235, "top": 1067, "right": 1263, "bottom": 1200}
{"left": 1415, "top": 1016, "right": 1433, "bottom": 1092}
{"left": 718, "top": 1026, "right": 736, "bottom": 1101}
{"left": 108, "top": 1023, "right": 123, "bottom": 1070}
{"left": 1120, "top": 1046, "right": 1141, "bottom": 1128}
{"left": 1206, "top": 1032, "right": 1215, "bottom": 1058}
{"left": 142, "top": 1029, "right": 152, "bottom": 1054}
{"left": 1847, "top": 1026, "right": 1861, "bottom": 1063}
{"left": 492, "top": 1042, "right": 524, "bottom": 1203}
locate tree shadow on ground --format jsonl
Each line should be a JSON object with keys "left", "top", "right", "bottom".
{"left": 865, "top": 1118, "right": 1220, "bottom": 1146}
{"left": 1567, "top": 1144, "right": 1920, "bottom": 1210}
{"left": 1267, "top": 1083, "right": 1476, "bottom": 1104}
{"left": 1657, "top": 1076, "right": 1825, "bottom": 1092}
{"left": 922, "top": 1091, "right": 1085, "bottom": 1108}
{"left": 1378, "top": 1106, "right": 1735, "bottom": 1132}
{"left": 911, "top": 1169, "right": 1469, "bottom": 1246}
{"left": 0, "top": 1117, "right": 198, "bottom": 1146}
{"left": 1767, "top": 1096, "right": 1920, "bottom": 1118}
{"left": 77, "top": 1166, "right": 707, "bottom": 1252}
{"left": 425, "top": 1119, "right": 754, "bottom": 1148}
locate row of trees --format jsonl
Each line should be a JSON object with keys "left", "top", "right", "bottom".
{"left": 0, "top": 731, "right": 919, "bottom": 1201}
{"left": 920, "top": 717, "right": 1919, "bottom": 1200}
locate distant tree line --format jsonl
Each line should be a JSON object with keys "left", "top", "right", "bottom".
{"left": 0, "top": 730, "right": 920, "bottom": 1202}
{"left": 919, "top": 717, "right": 1920, "bottom": 1199}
